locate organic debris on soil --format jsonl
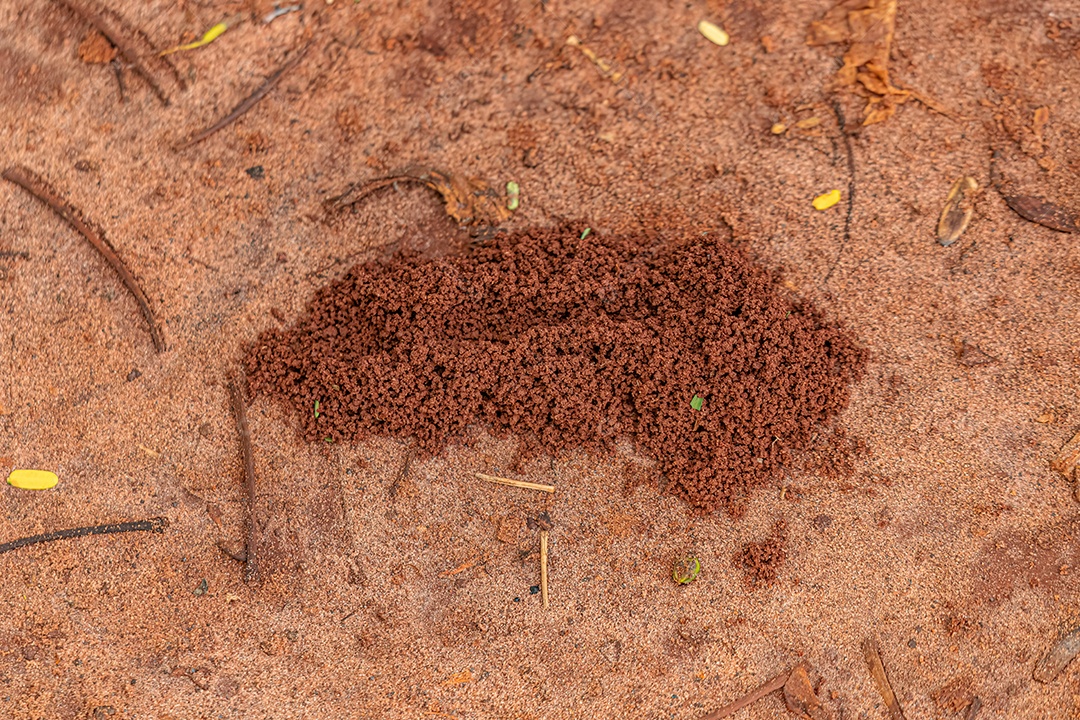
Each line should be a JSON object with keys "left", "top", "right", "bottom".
{"left": 246, "top": 228, "right": 865, "bottom": 514}
{"left": 807, "top": 0, "right": 948, "bottom": 125}
{"left": 733, "top": 519, "right": 788, "bottom": 584}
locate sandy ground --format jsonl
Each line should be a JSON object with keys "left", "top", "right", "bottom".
{"left": 1, "top": 1, "right": 1079, "bottom": 718}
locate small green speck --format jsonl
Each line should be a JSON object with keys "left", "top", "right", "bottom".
{"left": 580, "top": 228, "right": 592, "bottom": 240}
{"left": 690, "top": 395, "right": 704, "bottom": 411}
{"left": 314, "top": 400, "right": 320, "bottom": 418}
{"left": 324, "top": 437, "right": 333, "bottom": 444}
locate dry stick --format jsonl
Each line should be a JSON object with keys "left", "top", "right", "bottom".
{"left": 474, "top": 472, "right": 555, "bottom": 494}
{"left": 229, "top": 379, "right": 259, "bottom": 583}
{"left": 699, "top": 670, "right": 791, "bottom": 720}
{"left": 2, "top": 165, "right": 166, "bottom": 353}
{"left": 539, "top": 529, "right": 549, "bottom": 609}
{"left": 823, "top": 100, "right": 856, "bottom": 284}
{"left": 175, "top": 43, "right": 310, "bottom": 150}
{"left": 329, "top": 175, "right": 429, "bottom": 209}
{"left": 54, "top": 0, "right": 170, "bottom": 105}
{"left": 965, "top": 697, "right": 983, "bottom": 720}
{"left": 862, "top": 638, "right": 907, "bottom": 720}
{"left": 0, "top": 517, "right": 166, "bottom": 555}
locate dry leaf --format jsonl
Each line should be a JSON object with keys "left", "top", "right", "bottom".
{"left": 442, "top": 670, "right": 473, "bottom": 686}
{"left": 1051, "top": 429, "right": 1080, "bottom": 479}
{"left": 783, "top": 665, "right": 833, "bottom": 720}
{"left": 937, "top": 176, "right": 978, "bottom": 246}
{"left": 329, "top": 168, "right": 512, "bottom": 227}
{"left": 1001, "top": 193, "right": 1078, "bottom": 233}
{"left": 78, "top": 30, "right": 118, "bottom": 64}
{"left": 807, "top": 0, "right": 950, "bottom": 125}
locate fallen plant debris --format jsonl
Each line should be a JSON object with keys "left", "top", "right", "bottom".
{"left": 2, "top": 165, "right": 166, "bottom": 352}
{"left": 862, "top": 637, "right": 907, "bottom": 720}
{"left": 0, "top": 517, "right": 166, "bottom": 555}
{"left": 700, "top": 664, "right": 828, "bottom": 720}
{"left": 246, "top": 228, "right": 865, "bottom": 514}
{"left": 6, "top": 469, "right": 59, "bottom": 490}
{"left": 1033, "top": 625, "right": 1080, "bottom": 683}
{"left": 228, "top": 378, "right": 260, "bottom": 584}
{"left": 937, "top": 176, "right": 978, "bottom": 246}
{"left": 329, "top": 167, "right": 512, "bottom": 227}
{"left": 697, "top": 20, "right": 730, "bottom": 47}
{"left": 672, "top": 556, "right": 701, "bottom": 585}
{"left": 965, "top": 697, "right": 983, "bottom": 720}
{"left": 807, "top": 0, "right": 950, "bottom": 125}
{"left": 566, "top": 35, "right": 623, "bottom": 84}
{"left": 1000, "top": 193, "right": 1079, "bottom": 234}
{"left": 160, "top": 14, "right": 241, "bottom": 57}
{"left": 1051, "top": 428, "right": 1080, "bottom": 503}
{"left": 953, "top": 338, "right": 996, "bottom": 367}
{"left": 175, "top": 43, "right": 310, "bottom": 150}
{"left": 540, "top": 528, "right": 550, "bottom": 609}
{"left": 473, "top": 472, "right": 555, "bottom": 494}
{"left": 56, "top": 0, "right": 178, "bottom": 105}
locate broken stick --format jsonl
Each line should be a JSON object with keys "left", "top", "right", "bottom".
{"left": 2, "top": 165, "right": 166, "bottom": 352}
{"left": 862, "top": 638, "right": 907, "bottom": 720}
{"left": 474, "top": 472, "right": 555, "bottom": 494}
{"left": 55, "top": 0, "right": 174, "bottom": 104}
{"left": 1033, "top": 625, "right": 1080, "bottom": 683}
{"left": 0, "top": 517, "right": 166, "bottom": 555}
{"left": 175, "top": 43, "right": 310, "bottom": 150}
{"left": 229, "top": 379, "right": 259, "bottom": 583}
{"left": 540, "top": 529, "right": 549, "bottom": 609}
{"left": 699, "top": 669, "right": 790, "bottom": 720}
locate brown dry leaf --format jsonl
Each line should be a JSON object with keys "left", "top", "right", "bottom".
{"left": 783, "top": 665, "right": 833, "bottom": 720}
{"left": 1001, "top": 193, "right": 1079, "bottom": 233}
{"left": 937, "top": 176, "right": 978, "bottom": 246}
{"left": 807, "top": 0, "right": 950, "bottom": 125}
{"left": 330, "top": 168, "right": 511, "bottom": 227}
{"left": 78, "top": 30, "right": 118, "bottom": 64}
{"left": 1051, "top": 429, "right": 1080, "bottom": 479}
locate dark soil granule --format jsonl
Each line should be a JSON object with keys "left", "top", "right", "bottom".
{"left": 245, "top": 227, "right": 865, "bottom": 514}
{"left": 734, "top": 520, "right": 788, "bottom": 586}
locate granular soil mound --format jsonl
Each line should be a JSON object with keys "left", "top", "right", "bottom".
{"left": 246, "top": 227, "right": 866, "bottom": 513}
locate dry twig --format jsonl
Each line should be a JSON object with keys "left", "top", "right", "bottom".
{"left": 2, "top": 165, "right": 166, "bottom": 352}
{"left": 862, "top": 638, "right": 906, "bottom": 720}
{"left": 175, "top": 44, "right": 310, "bottom": 150}
{"left": 540, "top": 529, "right": 549, "bottom": 609}
{"left": 0, "top": 517, "right": 166, "bottom": 555}
{"left": 229, "top": 379, "right": 259, "bottom": 583}
{"left": 475, "top": 472, "right": 555, "bottom": 494}
{"left": 699, "top": 670, "right": 790, "bottom": 720}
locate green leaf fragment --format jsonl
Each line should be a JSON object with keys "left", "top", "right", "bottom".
{"left": 690, "top": 395, "right": 704, "bottom": 411}
{"left": 506, "top": 181, "right": 520, "bottom": 211}
{"left": 580, "top": 228, "right": 592, "bottom": 240}
{"left": 314, "top": 400, "right": 320, "bottom": 418}
{"left": 673, "top": 556, "right": 701, "bottom": 584}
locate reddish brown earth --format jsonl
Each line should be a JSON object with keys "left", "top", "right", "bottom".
{"left": 1, "top": 1, "right": 1079, "bottom": 719}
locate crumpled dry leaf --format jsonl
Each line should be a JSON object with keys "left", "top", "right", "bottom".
{"left": 783, "top": 665, "right": 833, "bottom": 720}
{"left": 808, "top": 0, "right": 949, "bottom": 125}
{"left": 329, "top": 167, "right": 512, "bottom": 226}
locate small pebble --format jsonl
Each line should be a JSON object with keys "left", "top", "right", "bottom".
{"left": 126, "top": 368, "right": 141, "bottom": 382}
{"left": 529, "top": 585, "right": 540, "bottom": 595}
{"left": 513, "top": 597, "right": 521, "bottom": 603}
{"left": 246, "top": 166, "right": 265, "bottom": 179}
{"left": 193, "top": 579, "right": 208, "bottom": 596}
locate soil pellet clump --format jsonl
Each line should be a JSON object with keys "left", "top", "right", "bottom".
{"left": 246, "top": 227, "right": 865, "bottom": 514}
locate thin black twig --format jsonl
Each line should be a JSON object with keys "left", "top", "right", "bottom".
{"left": 0, "top": 517, "right": 166, "bottom": 555}
{"left": 229, "top": 378, "right": 260, "bottom": 583}
{"left": 2, "top": 165, "right": 166, "bottom": 352}
{"left": 823, "top": 100, "right": 856, "bottom": 284}
{"left": 175, "top": 43, "right": 310, "bottom": 151}
{"left": 54, "top": 0, "right": 171, "bottom": 105}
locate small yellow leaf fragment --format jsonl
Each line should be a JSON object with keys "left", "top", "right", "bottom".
{"left": 7, "top": 469, "right": 59, "bottom": 491}
{"left": 813, "top": 189, "right": 841, "bottom": 211}
{"left": 159, "top": 18, "right": 234, "bottom": 57}
{"left": 794, "top": 116, "right": 822, "bottom": 129}
{"left": 1036, "top": 412, "right": 1055, "bottom": 424}
{"left": 442, "top": 670, "right": 472, "bottom": 686}
{"left": 771, "top": 123, "right": 787, "bottom": 135}
{"left": 698, "top": 20, "right": 730, "bottom": 47}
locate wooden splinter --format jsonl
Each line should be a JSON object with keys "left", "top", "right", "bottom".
{"left": 540, "top": 529, "right": 549, "bottom": 609}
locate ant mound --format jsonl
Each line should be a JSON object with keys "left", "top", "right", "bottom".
{"left": 245, "top": 227, "right": 866, "bottom": 514}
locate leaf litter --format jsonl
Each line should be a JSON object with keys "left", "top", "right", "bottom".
{"left": 807, "top": 0, "right": 953, "bottom": 125}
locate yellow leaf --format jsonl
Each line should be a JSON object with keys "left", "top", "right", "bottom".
{"left": 698, "top": 20, "right": 730, "bottom": 47}
{"left": 7, "top": 469, "right": 59, "bottom": 490}
{"left": 159, "top": 18, "right": 235, "bottom": 57}
{"left": 813, "top": 189, "right": 842, "bottom": 211}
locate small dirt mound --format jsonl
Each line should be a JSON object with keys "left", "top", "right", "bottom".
{"left": 245, "top": 227, "right": 865, "bottom": 514}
